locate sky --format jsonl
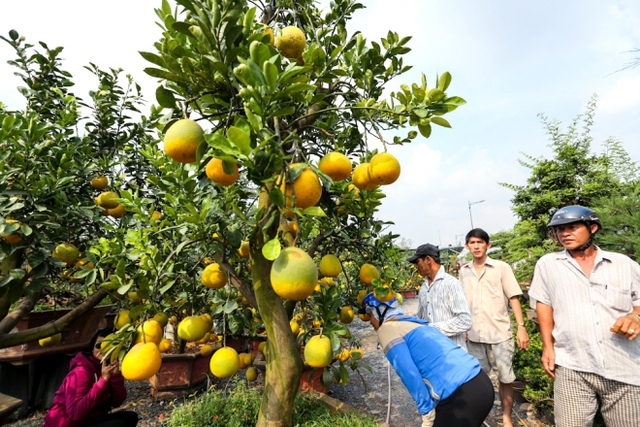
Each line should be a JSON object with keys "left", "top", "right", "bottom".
{"left": 1, "top": 1, "right": 639, "bottom": 249}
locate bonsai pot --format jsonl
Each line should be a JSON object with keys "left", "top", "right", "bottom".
{"left": 149, "top": 351, "right": 213, "bottom": 400}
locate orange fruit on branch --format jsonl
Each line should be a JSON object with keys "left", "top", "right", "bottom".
{"left": 279, "top": 163, "right": 322, "bottom": 210}
{"left": 121, "top": 342, "right": 162, "bottom": 381}
{"left": 270, "top": 246, "right": 318, "bottom": 301}
{"left": 318, "top": 152, "right": 352, "bottom": 181}
{"left": 206, "top": 157, "right": 239, "bottom": 186}
{"left": 368, "top": 152, "right": 401, "bottom": 185}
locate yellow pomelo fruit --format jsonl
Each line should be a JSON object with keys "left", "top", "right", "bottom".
{"left": 1, "top": 219, "right": 22, "bottom": 244}
{"left": 121, "top": 342, "right": 162, "bottom": 381}
{"left": 90, "top": 176, "right": 109, "bottom": 190}
{"left": 374, "top": 284, "right": 395, "bottom": 302}
{"left": 39, "top": 333, "right": 62, "bottom": 348}
{"left": 197, "top": 332, "right": 211, "bottom": 344}
{"left": 153, "top": 312, "right": 169, "bottom": 327}
{"left": 275, "top": 26, "right": 306, "bottom": 59}
{"left": 270, "top": 246, "right": 318, "bottom": 301}
{"left": 163, "top": 119, "right": 204, "bottom": 164}
{"left": 352, "top": 163, "right": 377, "bottom": 190}
{"left": 339, "top": 306, "right": 354, "bottom": 324}
{"left": 75, "top": 258, "right": 94, "bottom": 270}
{"left": 136, "top": 320, "right": 164, "bottom": 345}
{"left": 368, "top": 152, "right": 401, "bottom": 185}
{"left": 337, "top": 348, "right": 350, "bottom": 362}
{"left": 319, "top": 277, "right": 335, "bottom": 287}
{"left": 202, "top": 263, "right": 228, "bottom": 289}
{"left": 238, "top": 241, "right": 250, "bottom": 259}
{"left": 258, "top": 341, "right": 267, "bottom": 355}
{"left": 158, "top": 338, "right": 173, "bottom": 353}
{"left": 200, "top": 313, "right": 214, "bottom": 332}
{"left": 304, "top": 335, "right": 332, "bottom": 368}
{"left": 206, "top": 157, "right": 239, "bottom": 186}
{"left": 319, "top": 254, "right": 342, "bottom": 277}
{"left": 318, "top": 152, "right": 352, "bottom": 181}
{"left": 287, "top": 221, "right": 298, "bottom": 238}
{"left": 96, "top": 191, "right": 120, "bottom": 209}
{"left": 358, "top": 313, "right": 371, "bottom": 321}
{"left": 356, "top": 289, "right": 368, "bottom": 306}
{"left": 106, "top": 203, "right": 126, "bottom": 218}
{"left": 52, "top": 243, "right": 80, "bottom": 266}
{"left": 151, "top": 211, "right": 163, "bottom": 221}
{"left": 114, "top": 310, "right": 131, "bottom": 330}
{"left": 290, "top": 320, "right": 300, "bottom": 336}
{"left": 177, "top": 315, "right": 209, "bottom": 342}
{"left": 359, "top": 263, "right": 379, "bottom": 285}
{"left": 127, "top": 291, "right": 142, "bottom": 304}
{"left": 350, "top": 348, "right": 363, "bottom": 360}
{"left": 280, "top": 163, "right": 322, "bottom": 210}
{"left": 260, "top": 24, "right": 274, "bottom": 45}
{"left": 200, "top": 344, "right": 214, "bottom": 357}
{"left": 246, "top": 366, "right": 258, "bottom": 381}
{"left": 238, "top": 352, "right": 249, "bottom": 369}
{"left": 210, "top": 346, "right": 240, "bottom": 378}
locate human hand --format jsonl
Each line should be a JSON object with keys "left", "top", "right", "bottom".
{"left": 517, "top": 328, "right": 530, "bottom": 350}
{"left": 421, "top": 409, "right": 435, "bottom": 427}
{"left": 609, "top": 313, "right": 640, "bottom": 341}
{"left": 540, "top": 348, "right": 556, "bottom": 379}
{"left": 101, "top": 360, "right": 119, "bottom": 381}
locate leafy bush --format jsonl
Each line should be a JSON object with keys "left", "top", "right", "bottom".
{"left": 167, "top": 380, "right": 380, "bottom": 427}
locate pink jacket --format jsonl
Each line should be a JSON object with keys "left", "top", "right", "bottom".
{"left": 43, "top": 352, "right": 127, "bottom": 427}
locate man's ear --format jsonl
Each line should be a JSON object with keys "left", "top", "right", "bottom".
{"left": 487, "top": 242, "right": 492, "bottom": 249}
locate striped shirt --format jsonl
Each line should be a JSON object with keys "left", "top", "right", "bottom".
{"left": 417, "top": 265, "right": 472, "bottom": 350}
{"left": 529, "top": 247, "right": 640, "bottom": 386}
{"left": 460, "top": 257, "right": 522, "bottom": 344}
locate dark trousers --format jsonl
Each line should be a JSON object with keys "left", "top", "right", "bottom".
{"left": 434, "top": 370, "right": 494, "bottom": 427}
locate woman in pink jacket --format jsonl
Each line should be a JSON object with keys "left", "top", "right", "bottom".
{"left": 43, "top": 328, "right": 138, "bottom": 427}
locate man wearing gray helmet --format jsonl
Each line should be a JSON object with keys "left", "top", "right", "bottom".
{"left": 529, "top": 205, "right": 640, "bottom": 427}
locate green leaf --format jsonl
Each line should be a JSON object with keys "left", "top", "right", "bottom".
{"left": 249, "top": 41, "right": 271, "bottom": 66}
{"left": 263, "top": 61, "right": 278, "bottom": 91}
{"left": 269, "top": 187, "right": 285, "bottom": 207}
{"left": 438, "top": 71, "right": 452, "bottom": 91}
{"left": 302, "top": 206, "right": 326, "bottom": 217}
{"left": 139, "top": 51, "right": 166, "bottom": 68}
{"left": 155, "top": 86, "right": 176, "bottom": 108}
{"left": 418, "top": 123, "right": 432, "bottom": 138}
{"left": 443, "top": 96, "right": 467, "bottom": 106}
{"left": 227, "top": 126, "right": 251, "bottom": 155}
{"left": 262, "top": 238, "right": 281, "bottom": 261}
{"left": 431, "top": 117, "right": 451, "bottom": 128}
{"left": 272, "top": 106, "right": 296, "bottom": 117}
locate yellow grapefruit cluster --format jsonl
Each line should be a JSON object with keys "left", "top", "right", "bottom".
{"left": 163, "top": 119, "right": 204, "bottom": 163}
{"left": 206, "top": 157, "right": 239, "bottom": 186}
{"left": 351, "top": 152, "right": 401, "bottom": 190}
{"left": 304, "top": 335, "right": 332, "bottom": 368}
{"left": 270, "top": 246, "right": 318, "bottom": 301}
{"left": 202, "top": 263, "right": 228, "bottom": 289}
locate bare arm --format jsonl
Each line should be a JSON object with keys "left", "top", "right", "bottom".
{"left": 536, "top": 301, "right": 555, "bottom": 379}
{"left": 509, "top": 296, "right": 530, "bottom": 350}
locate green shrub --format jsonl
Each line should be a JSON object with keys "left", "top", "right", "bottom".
{"left": 167, "top": 380, "right": 380, "bottom": 427}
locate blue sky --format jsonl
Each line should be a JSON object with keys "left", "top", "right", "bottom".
{"left": 1, "top": 1, "right": 639, "bottom": 248}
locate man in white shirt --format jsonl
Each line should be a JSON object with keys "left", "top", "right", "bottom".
{"left": 529, "top": 205, "right": 640, "bottom": 427}
{"left": 409, "top": 243, "right": 471, "bottom": 350}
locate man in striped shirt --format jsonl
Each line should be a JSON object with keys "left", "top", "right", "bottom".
{"left": 529, "top": 205, "right": 640, "bottom": 427}
{"left": 409, "top": 243, "right": 471, "bottom": 350}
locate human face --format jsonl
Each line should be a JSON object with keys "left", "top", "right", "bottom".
{"left": 93, "top": 337, "right": 105, "bottom": 360}
{"left": 415, "top": 256, "right": 430, "bottom": 277}
{"left": 466, "top": 237, "right": 491, "bottom": 260}
{"left": 553, "top": 222, "right": 595, "bottom": 251}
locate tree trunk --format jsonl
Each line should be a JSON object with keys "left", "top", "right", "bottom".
{"left": 252, "top": 252, "right": 302, "bottom": 427}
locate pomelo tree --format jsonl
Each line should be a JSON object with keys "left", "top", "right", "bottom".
{"left": 140, "top": 0, "right": 464, "bottom": 425}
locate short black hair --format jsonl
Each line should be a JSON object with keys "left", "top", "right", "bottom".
{"left": 465, "top": 228, "right": 490, "bottom": 244}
